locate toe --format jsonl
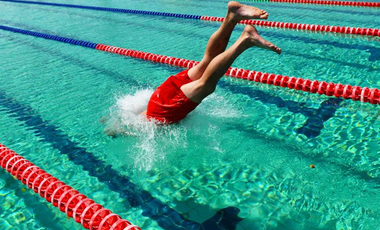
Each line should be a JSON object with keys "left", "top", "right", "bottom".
{"left": 260, "top": 12, "right": 269, "bottom": 19}
{"left": 275, "top": 47, "right": 282, "bottom": 55}
{"left": 269, "top": 45, "right": 281, "bottom": 54}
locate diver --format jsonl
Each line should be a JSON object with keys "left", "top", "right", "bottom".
{"left": 142, "top": 1, "right": 281, "bottom": 124}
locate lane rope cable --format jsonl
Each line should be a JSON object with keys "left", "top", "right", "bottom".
{"left": 0, "top": 24, "right": 378, "bottom": 104}
{"left": 0, "top": 0, "right": 379, "bottom": 38}
{"left": 0, "top": 143, "right": 141, "bottom": 230}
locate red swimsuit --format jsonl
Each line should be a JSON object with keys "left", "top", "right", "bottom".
{"left": 146, "top": 69, "right": 199, "bottom": 124}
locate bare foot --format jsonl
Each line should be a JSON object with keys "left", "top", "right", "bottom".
{"left": 243, "top": 25, "right": 282, "bottom": 54}
{"left": 227, "top": 1, "right": 268, "bottom": 22}
{"left": 141, "top": 110, "right": 147, "bottom": 117}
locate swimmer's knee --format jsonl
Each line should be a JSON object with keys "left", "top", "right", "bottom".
{"left": 200, "top": 81, "right": 216, "bottom": 95}
{"left": 188, "top": 60, "right": 210, "bottom": 81}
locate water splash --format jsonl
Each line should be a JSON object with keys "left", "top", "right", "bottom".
{"left": 105, "top": 89, "right": 188, "bottom": 171}
{"left": 104, "top": 89, "right": 244, "bottom": 171}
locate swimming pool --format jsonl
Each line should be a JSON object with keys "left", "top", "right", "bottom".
{"left": 0, "top": 0, "right": 379, "bottom": 229}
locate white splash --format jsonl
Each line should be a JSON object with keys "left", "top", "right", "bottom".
{"left": 104, "top": 89, "right": 187, "bottom": 171}
{"left": 104, "top": 88, "right": 244, "bottom": 171}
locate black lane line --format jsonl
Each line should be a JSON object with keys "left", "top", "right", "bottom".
{"left": 296, "top": 98, "right": 343, "bottom": 138}
{"left": 218, "top": 80, "right": 343, "bottom": 139}
{"left": 201, "top": 207, "right": 244, "bottom": 230}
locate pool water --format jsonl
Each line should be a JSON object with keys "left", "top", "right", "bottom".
{"left": 0, "top": 0, "right": 379, "bottom": 229}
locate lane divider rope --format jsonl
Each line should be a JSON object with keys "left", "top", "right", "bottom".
{"left": 241, "top": 0, "right": 380, "bottom": 7}
{"left": 1, "top": 0, "right": 379, "bottom": 37}
{"left": 201, "top": 16, "right": 380, "bottom": 37}
{"left": 0, "top": 25, "right": 378, "bottom": 104}
{"left": 0, "top": 143, "right": 141, "bottom": 230}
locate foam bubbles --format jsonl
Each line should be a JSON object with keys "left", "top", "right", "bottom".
{"left": 197, "top": 93, "right": 245, "bottom": 119}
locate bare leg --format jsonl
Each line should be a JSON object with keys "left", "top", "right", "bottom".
{"left": 188, "top": 1, "right": 269, "bottom": 81}
{"left": 182, "top": 25, "right": 281, "bottom": 103}
{"left": 142, "top": 2, "right": 270, "bottom": 116}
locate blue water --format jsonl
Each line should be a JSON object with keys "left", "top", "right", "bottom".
{"left": 0, "top": 0, "right": 379, "bottom": 229}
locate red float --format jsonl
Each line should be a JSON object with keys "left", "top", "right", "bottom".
{"left": 0, "top": 144, "right": 140, "bottom": 230}
{"left": 94, "top": 44, "right": 379, "bottom": 104}
{"left": 198, "top": 18, "right": 379, "bottom": 37}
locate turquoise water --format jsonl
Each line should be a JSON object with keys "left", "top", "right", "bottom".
{"left": 0, "top": 0, "right": 379, "bottom": 229}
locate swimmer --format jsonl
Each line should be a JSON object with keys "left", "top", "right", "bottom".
{"left": 142, "top": 1, "right": 281, "bottom": 124}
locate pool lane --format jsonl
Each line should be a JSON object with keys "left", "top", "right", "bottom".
{"left": 1, "top": 0, "right": 379, "bottom": 37}
{"left": 1, "top": 22, "right": 378, "bottom": 102}
{"left": 3, "top": 5, "right": 379, "bottom": 66}
{"left": 1, "top": 21, "right": 377, "bottom": 140}
{"left": 2, "top": 0, "right": 380, "bottom": 28}
{"left": 0, "top": 18, "right": 378, "bottom": 166}
{"left": 0, "top": 19, "right": 378, "bottom": 230}
{"left": 1, "top": 1, "right": 378, "bottom": 89}
{"left": 0, "top": 26, "right": 378, "bottom": 183}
